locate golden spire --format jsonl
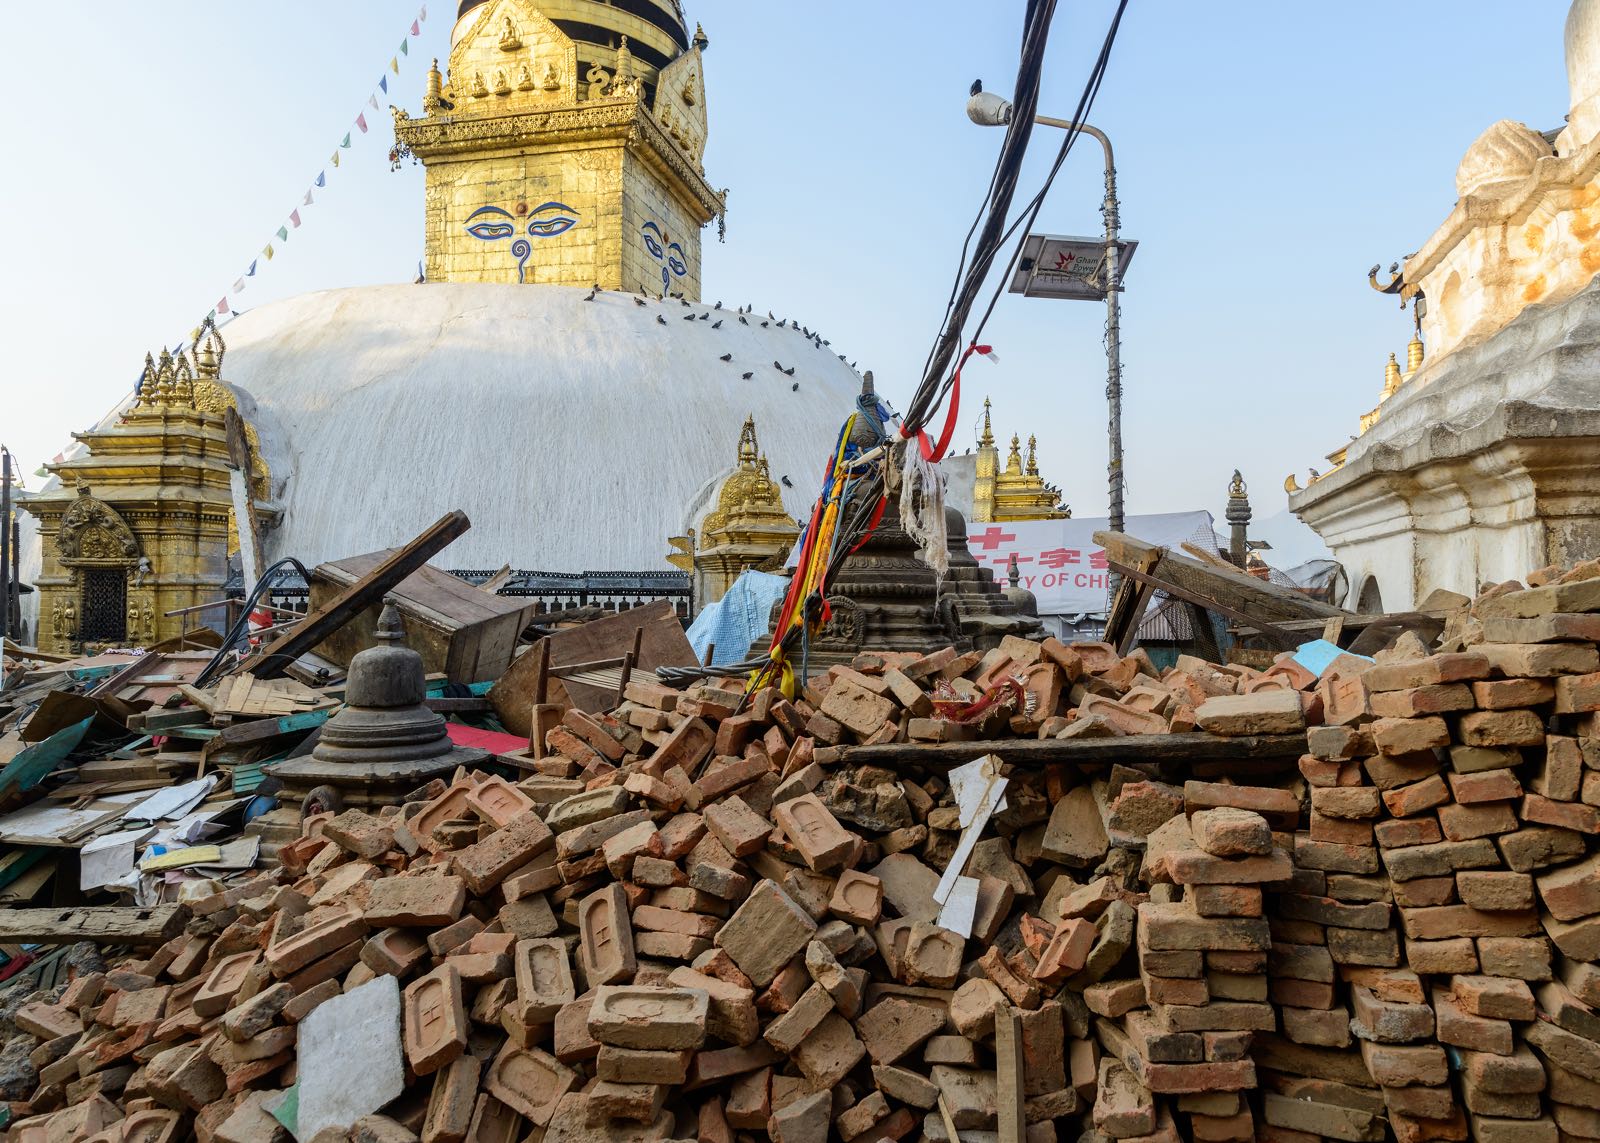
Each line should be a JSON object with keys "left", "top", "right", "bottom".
{"left": 979, "top": 397, "right": 994, "bottom": 448}
{"left": 1383, "top": 352, "right": 1403, "bottom": 398}
{"left": 1025, "top": 434, "right": 1039, "bottom": 477}
{"left": 1005, "top": 433, "right": 1023, "bottom": 476}
{"left": 1405, "top": 332, "right": 1424, "bottom": 379}
{"left": 736, "top": 414, "right": 759, "bottom": 467}
{"left": 614, "top": 36, "right": 634, "bottom": 83}
{"left": 425, "top": 58, "right": 443, "bottom": 112}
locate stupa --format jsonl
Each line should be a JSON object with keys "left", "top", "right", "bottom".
{"left": 22, "top": 0, "right": 865, "bottom": 637}
{"left": 268, "top": 599, "right": 487, "bottom": 815}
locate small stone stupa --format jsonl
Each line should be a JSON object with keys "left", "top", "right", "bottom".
{"left": 269, "top": 598, "right": 488, "bottom": 815}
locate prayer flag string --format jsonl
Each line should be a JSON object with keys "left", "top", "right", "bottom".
{"left": 186, "top": 6, "right": 426, "bottom": 341}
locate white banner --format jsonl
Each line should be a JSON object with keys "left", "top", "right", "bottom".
{"left": 963, "top": 511, "right": 1216, "bottom": 618}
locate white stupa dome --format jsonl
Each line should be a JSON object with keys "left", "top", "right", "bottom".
{"left": 221, "top": 282, "right": 861, "bottom": 571}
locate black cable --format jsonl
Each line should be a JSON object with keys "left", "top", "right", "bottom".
{"left": 193, "top": 558, "right": 314, "bottom": 688}
{"left": 904, "top": 0, "right": 1057, "bottom": 432}
{"left": 965, "top": 0, "right": 1129, "bottom": 348}
{"left": 908, "top": 0, "right": 1132, "bottom": 429}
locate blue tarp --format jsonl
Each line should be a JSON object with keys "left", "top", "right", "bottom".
{"left": 687, "top": 571, "right": 789, "bottom": 668}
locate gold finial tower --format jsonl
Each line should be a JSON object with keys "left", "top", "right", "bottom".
{"left": 394, "top": 0, "right": 724, "bottom": 296}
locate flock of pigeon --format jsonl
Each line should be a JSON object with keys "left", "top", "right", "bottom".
{"left": 575, "top": 282, "right": 863, "bottom": 499}
{"left": 578, "top": 283, "right": 863, "bottom": 395}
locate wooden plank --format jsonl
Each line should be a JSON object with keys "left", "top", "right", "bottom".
{"left": 490, "top": 600, "right": 694, "bottom": 728}
{"left": 0, "top": 905, "right": 188, "bottom": 946}
{"left": 175, "top": 684, "right": 217, "bottom": 714}
{"left": 836, "top": 732, "right": 1308, "bottom": 769}
{"left": 241, "top": 510, "right": 471, "bottom": 680}
{"left": 1096, "top": 531, "right": 1347, "bottom": 624}
{"left": 217, "top": 708, "right": 333, "bottom": 747}
{"left": 1109, "top": 560, "right": 1300, "bottom": 652}
{"left": 127, "top": 709, "right": 211, "bottom": 733}
{"left": 995, "top": 1005, "right": 1025, "bottom": 1143}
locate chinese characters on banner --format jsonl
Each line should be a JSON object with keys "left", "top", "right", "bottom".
{"left": 964, "top": 511, "right": 1216, "bottom": 617}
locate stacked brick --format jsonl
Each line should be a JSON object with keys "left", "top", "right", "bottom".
{"left": 8, "top": 566, "right": 1600, "bottom": 1142}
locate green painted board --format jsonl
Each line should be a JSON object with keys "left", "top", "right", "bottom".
{"left": 0, "top": 717, "right": 94, "bottom": 797}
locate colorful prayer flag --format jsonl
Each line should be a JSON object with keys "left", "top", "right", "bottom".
{"left": 341, "top": 133, "right": 352, "bottom": 148}
{"left": 356, "top": 113, "right": 368, "bottom": 134}
{"left": 411, "top": 19, "right": 420, "bottom": 35}
{"left": 368, "top": 93, "right": 379, "bottom": 111}
{"left": 380, "top": 75, "right": 389, "bottom": 93}
{"left": 400, "top": 39, "right": 409, "bottom": 56}
{"left": 277, "top": 226, "right": 289, "bottom": 241}
{"left": 331, "top": 152, "right": 341, "bottom": 168}
{"left": 247, "top": 260, "right": 258, "bottom": 276}
{"left": 264, "top": 244, "right": 275, "bottom": 260}
{"left": 390, "top": 56, "right": 400, "bottom": 73}
{"left": 420, "top": 5, "right": 427, "bottom": 21}
{"left": 290, "top": 210, "right": 302, "bottom": 229}
{"left": 315, "top": 171, "right": 326, "bottom": 187}
{"left": 303, "top": 189, "right": 314, "bottom": 206}
{"left": 217, "top": 298, "right": 230, "bottom": 316}
{"left": 233, "top": 278, "right": 245, "bottom": 293}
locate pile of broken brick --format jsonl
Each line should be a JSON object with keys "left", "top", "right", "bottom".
{"left": 7, "top": 569, "right": 1600, "bottom": 1143}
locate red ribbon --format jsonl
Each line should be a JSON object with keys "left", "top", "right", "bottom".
{"left": 903, "top": 343, "right": 992, "bottom": 464}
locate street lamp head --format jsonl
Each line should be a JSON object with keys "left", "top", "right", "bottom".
{"left": 966, "top": 89, "right": 1014, "bottom": 128}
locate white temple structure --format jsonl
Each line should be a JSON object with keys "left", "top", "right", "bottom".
{"left": 1292, "top": 0, "right": 1600, "bottom": 610}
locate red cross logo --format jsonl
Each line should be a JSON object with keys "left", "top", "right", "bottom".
{"left": 972, "top": 526, "right": 1017, "bottom": 551}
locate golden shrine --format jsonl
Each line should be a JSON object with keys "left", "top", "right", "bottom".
{"left": 668, "top": 416, "right": 798, "bottom": 606}
{"left": 394, "top": 0, "right": 725, "bottom": 297}
{"left": 969, "top": 398, "right": 1070, "bottom": 522}
{"left": 23, "top": 324, "right": 267, "bottom": 655}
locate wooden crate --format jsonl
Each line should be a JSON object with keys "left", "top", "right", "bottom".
{"left": 308, "top": 554, "right": 539, "bottom": 684}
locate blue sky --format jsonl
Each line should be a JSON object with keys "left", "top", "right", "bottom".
{"left": 0, "top": 1, "right": 1573, "bottom": 554}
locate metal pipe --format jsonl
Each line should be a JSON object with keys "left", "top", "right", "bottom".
{"left": 1034, "top": 118, "right": 1124, "bottom": 583}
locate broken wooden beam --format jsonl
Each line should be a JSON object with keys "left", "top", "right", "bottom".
{"left": 0, "top": 905, "right": 189, "bottom": 946}
{"left": 834, "top": 731, "right": 1309, "bottom": 768}
{"left": 240, "top": 510, "right": 471, "bottom": 680}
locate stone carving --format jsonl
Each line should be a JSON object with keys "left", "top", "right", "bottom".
{"left": 499, "top": 15, "right": 522, "bottom": 51}
{"left": 541, "top": 62, "right": 560, "bottom": 91}
{"left": 1456, "top": 120, "right": 1552, "bottom": 197}
{"left": 56, "top": 485, "right": 139, "bottom": 564}
{"left": 516, "top": 63, "right": 534, "bottom": 91}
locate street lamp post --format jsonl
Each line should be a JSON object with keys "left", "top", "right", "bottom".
{"left": 966, "top": 92, "right": 1129, "bottom": 542}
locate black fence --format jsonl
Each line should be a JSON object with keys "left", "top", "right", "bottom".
{"left": 226, "top": 567, "right": 693, "bottom": 621}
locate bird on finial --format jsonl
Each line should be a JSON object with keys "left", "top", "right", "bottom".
{"left": 971, "top": 78, "right": 984, "bottom": 96}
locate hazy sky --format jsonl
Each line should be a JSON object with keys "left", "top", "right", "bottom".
{"left": 0, "top": 1, "right": 1573, "bottom": 559}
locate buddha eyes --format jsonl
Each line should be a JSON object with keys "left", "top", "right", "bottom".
{"left": 466, "top": 202, "right": 579, "bottom": 242}
{"left": 527, "top": 215, "right": 576, "bottom": 237}
{"left": 667, "top": 245, "right": 687, "bottom": 276}
{"left": 643, "top": 233, "right": 665, "bottom": 258}
{"left": 526, "top": 202, "right": 578, "bottom": 238}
